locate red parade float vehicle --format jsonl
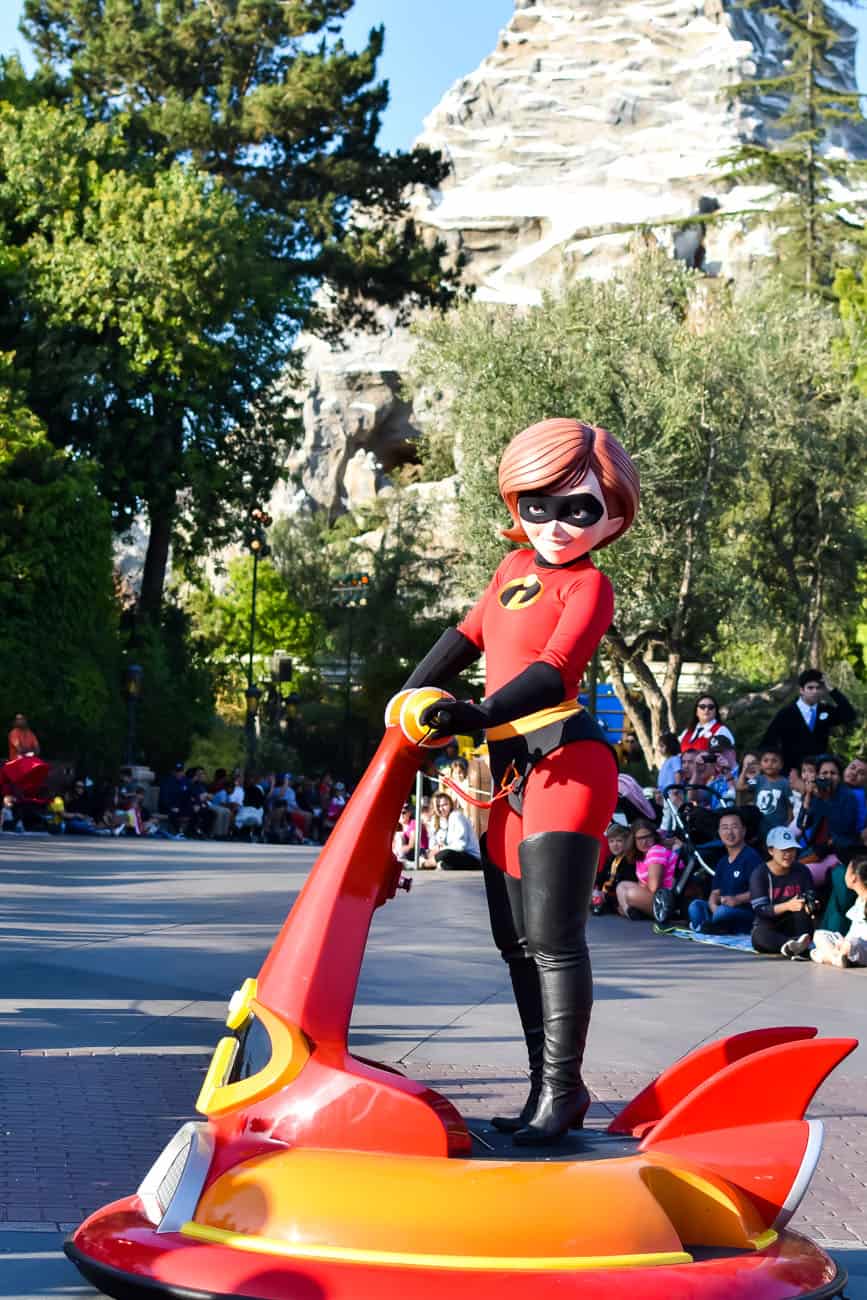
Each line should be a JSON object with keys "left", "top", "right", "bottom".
{"left": 66, "top": 687, "right": 855, "bottom": 1300}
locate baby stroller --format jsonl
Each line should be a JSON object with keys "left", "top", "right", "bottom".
{"left": 0, "top": 755, "right": 50, "bottom": 829}
{"left": 651, "top": 784, "right": 724, "bottom": 926}
{"left": 615, "top": 773, "right": 657, "bottom": 823}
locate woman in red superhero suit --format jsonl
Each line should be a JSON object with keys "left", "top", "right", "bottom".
{"left": 403, "top": 417, "right": 639, "bottom": 1146}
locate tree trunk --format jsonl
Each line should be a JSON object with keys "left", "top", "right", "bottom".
{"left": 139, "top": 497, "right": 175, "bottom": 620}
{"left": 138, "top": 408, "right": 183, "bottom": 621}
{"left": 604, "top": 629, "right": 680, "bottom": 771}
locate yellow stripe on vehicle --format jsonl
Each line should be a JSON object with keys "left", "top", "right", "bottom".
{"left": 180, "top": 1220, "right": 693, "bottom": 1272}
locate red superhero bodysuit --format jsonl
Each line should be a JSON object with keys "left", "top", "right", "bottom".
{"left": 403, "top": 417, "right": 640, "bottom": 1146}
{"left": 456, "top": 548, "right": 618, "bottom": 877}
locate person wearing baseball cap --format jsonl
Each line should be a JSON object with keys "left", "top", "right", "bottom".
{"left": 767, "top": 826, "right": 799, "bottom": 851}
{"left": 749, "top": 825, "right": 818, "bottom": 958}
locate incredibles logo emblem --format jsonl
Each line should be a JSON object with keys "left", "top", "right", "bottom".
{"left": 498, "top": 576, "right": 544, "bottom": 610}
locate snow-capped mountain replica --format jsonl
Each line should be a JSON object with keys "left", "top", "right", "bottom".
{"left": 280, "top": 0, "right": 866, "bottom": 516}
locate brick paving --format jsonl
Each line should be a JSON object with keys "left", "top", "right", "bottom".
{"left": 1, "top": 1048, "right": 864, "bottom": 1249}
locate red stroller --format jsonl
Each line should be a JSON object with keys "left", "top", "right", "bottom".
{"left": 0, "top": 754, "right": 51, "bottom": 826}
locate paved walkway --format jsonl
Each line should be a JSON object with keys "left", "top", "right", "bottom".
{"left": 1, "top": 836, "right": 865, "bottom": 1297}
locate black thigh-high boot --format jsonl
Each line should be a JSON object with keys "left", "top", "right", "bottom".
{"left": 482, "top": 861, "right": 544, "bottom": 1133}
{"left": 513, "top": 831, "right": 598, "bottom": 1147}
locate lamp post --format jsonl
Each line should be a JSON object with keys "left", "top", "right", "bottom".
{"left": 123, "top": 663, "right": 144, "bottom": 767}
{"left": 245, "top": 507, "right": 272, "bottom": 769}
{"left": 331, "top": 572, "right": 370, "bottom": 775}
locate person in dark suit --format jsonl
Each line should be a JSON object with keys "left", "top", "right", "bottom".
{"left": 760, "top": 669, "right": 856, "bottom": 779}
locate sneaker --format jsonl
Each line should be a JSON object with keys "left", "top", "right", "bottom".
{"left": 625, "top": 906, "right": 647, "bottom": 921}
{"left": 781, "top": 933, "right": 813, "bottom": 960}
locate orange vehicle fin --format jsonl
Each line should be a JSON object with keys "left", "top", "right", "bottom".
{"left": 640, "top": 1036, "right": 857, "bottom": 1148}
{"left": 607, "top": 1027, "right": 817, "bottom": 1137}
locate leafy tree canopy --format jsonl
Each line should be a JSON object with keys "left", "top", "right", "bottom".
{"left": 408, "top": 252, "right": 867, "bottom": 761}
{"left": 19, "top": 0, "right": 458, "bottom": 333}
{"left": 0, "top": 362, "right": 122, "bottom": 767}
{"left": 0, "top": 95, "right": 295, "bottom": 615}
{"left": 189, "top": 553, "right": 325, "bottom": 702}
{"left": 7, "top": 2, "right": 462, "bottom": 615}
{"left": 259, "top": 496, "right": 457, "bottom": 769}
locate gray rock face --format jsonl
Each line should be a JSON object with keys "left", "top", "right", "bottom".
{"left": 282, "top": 0, "right": 866, "bottom": 516}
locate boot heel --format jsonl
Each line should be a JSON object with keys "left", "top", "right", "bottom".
{"left": 513, "top": 1084, "right": 591, "bottom": 1146}
{"left": 570, "top": 1089, "right": 591, "bottom": 1130}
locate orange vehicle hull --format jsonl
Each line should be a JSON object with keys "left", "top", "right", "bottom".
{"left": 66, "top": 690, "right": 854, "bottom": 1300}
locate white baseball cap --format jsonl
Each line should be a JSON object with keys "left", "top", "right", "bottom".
{"left": 766, "top": 826, "right": 798, "bottom": 851}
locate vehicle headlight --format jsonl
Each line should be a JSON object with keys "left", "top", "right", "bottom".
{"left": 137, "top": 1121, "right": 214, "bottom": 1233}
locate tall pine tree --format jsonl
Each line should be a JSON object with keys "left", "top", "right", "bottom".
{"left": 14, "top": 2, "right": 461, "bottom": 615}
{"left": 719, "top": 0, "right": 867, "bottom": 290}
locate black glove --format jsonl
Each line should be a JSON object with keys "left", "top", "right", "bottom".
{"left": 418, "top": 663, "right": 565, "bottom": 737}
{"left": 419, "top": 698, "right": 488, "bottom": 737}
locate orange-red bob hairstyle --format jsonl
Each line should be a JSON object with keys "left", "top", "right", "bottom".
{"left": 498, "top": 418, "right": 639, "bottom": 550}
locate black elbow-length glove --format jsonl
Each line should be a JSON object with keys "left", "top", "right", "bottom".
{"left": 419, "top": 662, "right": 565, "bottom": 738}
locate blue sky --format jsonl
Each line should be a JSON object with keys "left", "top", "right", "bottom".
{"left": 0, "top": 1, "right": 864, "bottom": 151}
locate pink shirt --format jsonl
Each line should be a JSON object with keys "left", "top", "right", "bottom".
{"left": 636, "top": 843, "right": 678, "bottom": 890}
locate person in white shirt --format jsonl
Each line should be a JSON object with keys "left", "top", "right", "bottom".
{"left": 811, "top": 854, "right": 867, "bottom": 967}
{"left": 427, "top": 792, "right": 481, "bottom": 870}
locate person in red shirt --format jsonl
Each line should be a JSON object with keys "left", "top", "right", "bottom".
{"left": 7, "top": 712, "right": 40, "bottom": 761}
{"left": 403, "top": 417, "right": 639, "bottom": 1145}
{"left": 678, "top": 693, "right": 734, "bottom": 754}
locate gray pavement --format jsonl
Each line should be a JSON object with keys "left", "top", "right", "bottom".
{"left": 1, "top": 834, "right": 865, "bottom": 1297}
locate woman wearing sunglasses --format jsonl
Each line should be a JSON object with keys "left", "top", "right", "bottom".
{"left": 402, "top": 417, "right": 639, "bottom": 1145}
{"left": 679, "top": 694, "right": 735, "bottom": 754}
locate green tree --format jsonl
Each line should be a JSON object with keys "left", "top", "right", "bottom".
{"left": 128, "top": 605, "right": 216, "bottom": 773}
{"left": 189, "top": 553, "right": 325, "bottom": 701}
{"left": 0, "top": 99, "right": 299, "bottom": 620}
{"left": 0, "top": 370, "right": 122, "bottom": 768}
{"left": 14, "top": 1, "right": 461, "bottom": 614}
{"left": 408, "top": 253, "right": 867, "bottom": 763}
{"left": 267, "top": 497, "right": 458, "bottom": 772}
{"left": 718, "top": 0, "right": 867, "bottom": 291}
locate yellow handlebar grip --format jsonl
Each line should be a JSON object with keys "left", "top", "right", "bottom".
{"left": 398, "top": 687, "right": 455, "bottom": 749}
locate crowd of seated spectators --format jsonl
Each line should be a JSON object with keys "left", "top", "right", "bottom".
{"left": 8, "top": 669, "right": 867, "bottom": 968}
{"left": 592, "top": 669, "right": 867, "bottom": 967}
{"left": 148, "top": 767, "right": 350, "bottom": 844}
{"left": 0, "top": 726, "right": 354, "bottom": 845}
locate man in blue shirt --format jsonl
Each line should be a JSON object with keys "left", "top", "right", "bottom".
{"left": 688, "top": 808, "right": 762, "bottom": 933}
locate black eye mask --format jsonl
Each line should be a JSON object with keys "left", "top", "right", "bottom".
{"left": 517, "top": 493, "right": 605, "bottom": 528}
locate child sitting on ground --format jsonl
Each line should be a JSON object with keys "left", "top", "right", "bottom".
{"left": 810, "top": 854, "right": 867, "bottom": 967}
{"left": 592, "top": 817, "right": 635, "bottom": 914}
